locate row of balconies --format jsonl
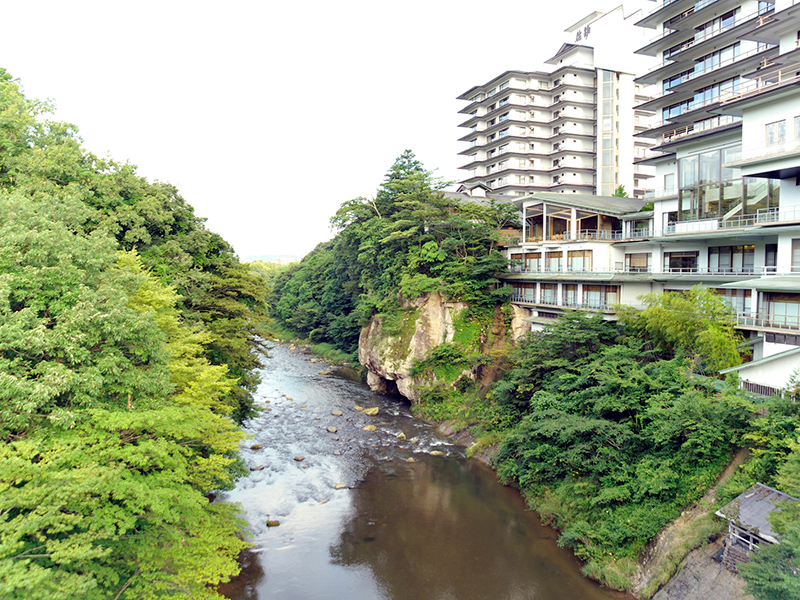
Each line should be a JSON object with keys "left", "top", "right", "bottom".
{"left": 638, "top": 7, "right": 768, "bottom": 81}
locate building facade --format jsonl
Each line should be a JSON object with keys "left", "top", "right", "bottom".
{"left": 456, "top": 6, "right": 656, "bottom": 199}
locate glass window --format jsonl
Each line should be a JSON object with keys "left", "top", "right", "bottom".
{"left": 583, "top": 285, "right": 602, "bottom": 308}
{"left": 664, "top": 251, "right": 698, "bottom": 271}
{"left": 625, "top": 253, "right": 651, "bottom": 272}
{"left": 793, "top": 240, "right": 800, "bottom": 272}
{"left": 699, "top": 151, "right": 720, "bottom": 185}
{"left": 540, "top": 283, "right": 556, "bottom": 304}
{"left": 546, "top": 251, "right": 562, "bottom": 271}
{"left": 568, "top": 250, "right": 592, "bottom": 271}
{"left": 680, "top": 155, "right": 698, "bottom": 188}
{"left": 564, "top": 284, "right": 577, "bottom": 306}
{"left": 766, "top": 120, "right": 786, "bottom": 146}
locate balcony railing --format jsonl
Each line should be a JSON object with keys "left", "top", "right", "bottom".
{"left": 737, "top": 312, "right": 800, "bottom": 331}
{"left": 737, "top": 138, "right": 800, "bottom": 162}
{"left": 509, "top": 294, "right": 623, "bottom": 312}
{"left": 643, "top": 187, "right": 678, "bottom": 198}
{"left": 637, "top": 46, "right": 776, "bottom": 108}
{"left": 507, "top": 264, "right": 772, "bottom": 277}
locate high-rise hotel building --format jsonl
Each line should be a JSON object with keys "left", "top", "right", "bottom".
{"left": 456, "top": 6, "right": 657, "bottom": 199}
{"left": 633, "top": 0, "right": 783, "bottom": 216}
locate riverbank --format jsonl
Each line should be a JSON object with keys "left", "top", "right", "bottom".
{"left": 218, "top": 342, "right": 630, "bottom": 600}
{"left": 267, "top": 336, "right": 753, "bottom": 600}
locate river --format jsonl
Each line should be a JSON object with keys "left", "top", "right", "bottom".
{"left": 218, "top": 342, "right": 629, "bottom": 600}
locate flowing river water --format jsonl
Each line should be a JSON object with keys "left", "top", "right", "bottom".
{"left": 218, "top": 342, "right": 630, "bottom": 600}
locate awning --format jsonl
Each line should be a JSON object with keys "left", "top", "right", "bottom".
{"left": 719, "top": 276, "right": 800, "bottom": 292}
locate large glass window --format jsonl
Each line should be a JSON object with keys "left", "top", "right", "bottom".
{"left": 525, "top": 252, "right": 541, "bottom": 272}
{"left": 664, "top": 251, "right": 698, "bottom": 271}
{"left": 546, "top": 251, "right": 562, "bottom": 271}
{"left": 709, "top": 245, "right": 755, "bottom": 273}
{"left": 564, "top": 284, "right": 577, "bottom": 306}
{"left": 568, "top": 250, "right": 592, "bottom": 271}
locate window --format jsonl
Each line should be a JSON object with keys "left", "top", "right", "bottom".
{"left": 545, "top": 251, "right": 562, "bottom": 271}
{"left": 499, "top": 81, "right": 510, "bottom": 91}
{"left": 625, "top": 253, "right": 652, "bottom": 272}
{"left": 793, "top": 239, "right": 800, "bottom": 272}
{"left": 499, "top": 97, "right": 510, "bottom": 107}
{"left": 708, "top": 245, "right": 754, "bottom": 273}
{"left": 499, "top": 128, "right": 509, "bottom": 138}
{"left": 499, "top": 112, "right": 509, "bottom": 122}
{"left": 540, "top": 283, "right": 556, "bottom": 304}
{"left": 564, "top": 284, "right": 577, "bottom": 306}
{"left": 568, "top": 250, "right": 592, "bottom": 271}
{"left": 716, "top": 288, "right": 751, "bottom": 314}
{"left": 524, "top": 252, "right": 541, "bottom": 272}
{"left": 766, "top": 243, "right": 778, "bottom": 271}
{"left": 664, "top": 251, "right": 698, "bottom": 271}
{"left": 766, "top": 120, "right": 786, "bottom": 147}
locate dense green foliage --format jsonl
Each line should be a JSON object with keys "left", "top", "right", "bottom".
{"left": 268, "top": 151, "right": 517, "bottom": 352}
{"left": 486, "top": 312, "right": 753, "bottom": 588}
{"left": 0, "top": 69, "right": 268, "bottom": 422}
{"left": 0, "top": 70, "right": 261, "bottom": 597}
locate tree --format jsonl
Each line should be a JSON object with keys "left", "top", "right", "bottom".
{"left": 612, "top": 185, "right": 628, "bottom": 197}
{"left": 620, "top": 285, "right": 742, "bottom": 373}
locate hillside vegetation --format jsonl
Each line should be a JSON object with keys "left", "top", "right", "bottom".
{"left": 269, "top": 157, "right": 800, "bottom": 598}
{"left": 0, "top": 70, "right": 267, "bottom": 598}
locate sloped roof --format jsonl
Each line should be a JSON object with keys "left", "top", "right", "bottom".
{"left": 512, "top": 192, "right": 645, "bottom": 216}
{"left": 716, "top": 483, "right": 799, "bottom": 544}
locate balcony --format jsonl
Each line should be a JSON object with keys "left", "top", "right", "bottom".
{"left": 509, "top": 294, "right": 624, "bottom": 312}
{"left": 737, "top": 312, "right": 800, "bottom": 332}
{"left": 643, "top": 187, "right": 678, "bottom": 199}
{"left": 635, "top": 46, "right": 776, "bottom": 110}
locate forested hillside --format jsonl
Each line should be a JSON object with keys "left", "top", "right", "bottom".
{"left": 269, "top": 151, "right": 518, "bottom": 354}
{"left": 0, "top": 69, "right": 267, "bottom": 598}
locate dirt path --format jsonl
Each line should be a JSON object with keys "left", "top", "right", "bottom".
{"left": 631, "top": 449, "right": 751, "bottom": 599}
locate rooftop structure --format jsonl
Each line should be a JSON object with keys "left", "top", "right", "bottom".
{"left": 716, "top": 483, "right": 798, "bottom": 571}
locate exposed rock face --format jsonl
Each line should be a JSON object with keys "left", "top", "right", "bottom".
{"left": 509, "top": 303, "right": 532, "bottom": 341}
{"left": 358, "top": 292, "right": 468, "bottom": 401}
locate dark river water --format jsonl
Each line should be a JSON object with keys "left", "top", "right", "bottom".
{"left": 218, "top": 343, "right": 629, "bottom": 600}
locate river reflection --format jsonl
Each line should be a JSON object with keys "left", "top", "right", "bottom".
{"left": 218, "top": 343, "right": 629, "bottom": 600}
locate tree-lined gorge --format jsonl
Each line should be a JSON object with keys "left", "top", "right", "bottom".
{"left": 270, "top": 155, "right": 800, "bottom": 598}
{"left": 0, "top": 69, "right": 268, "bottom": 598}
{"left": 1, "top": 66, "right": 798, "bottom": 600}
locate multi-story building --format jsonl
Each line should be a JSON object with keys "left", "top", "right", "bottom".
{"left": 456, "top": 6, "right": 656, "bottom": 199}
{"left": 632, "top": 0, "right": 781, "bottom": 216}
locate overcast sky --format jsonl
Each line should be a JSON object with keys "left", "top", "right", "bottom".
{"left": 0, "top": 0, "right": 638, "bottom": 260}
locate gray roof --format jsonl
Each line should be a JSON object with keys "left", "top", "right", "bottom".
{"left": 512, "top": 192, "right": 646, "bottom": 216}
{"left": 621, "top": 210, "right": 654, "bottom": 220}
{"left": 716, "top": 483, "right": 799, "bottom": 544}
{"left": 719, "top": 275, "right": 800, "bottom": 293}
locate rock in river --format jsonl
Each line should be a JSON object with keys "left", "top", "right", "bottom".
{"left": 362, "top": 407, "right": 379, "bottom": 416}
{"left": 331, "top": 409, "right": 343, "bottom": 416}
{"left": 362, "top": 424, "right": 377, "bottom": 432}
{"left": 294, "top": 456, "right": 305, "bottom": 462}
{"left": 327, "top": 426, "right": 338, "bottom": 433}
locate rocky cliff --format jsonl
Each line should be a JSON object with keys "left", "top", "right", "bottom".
{"left": 359, "top": 292, "right": 530, "bottom": 402}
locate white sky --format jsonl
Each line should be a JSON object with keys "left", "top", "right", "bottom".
{"left": 1, "top": 0, "right": 630, "bottom": 260}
